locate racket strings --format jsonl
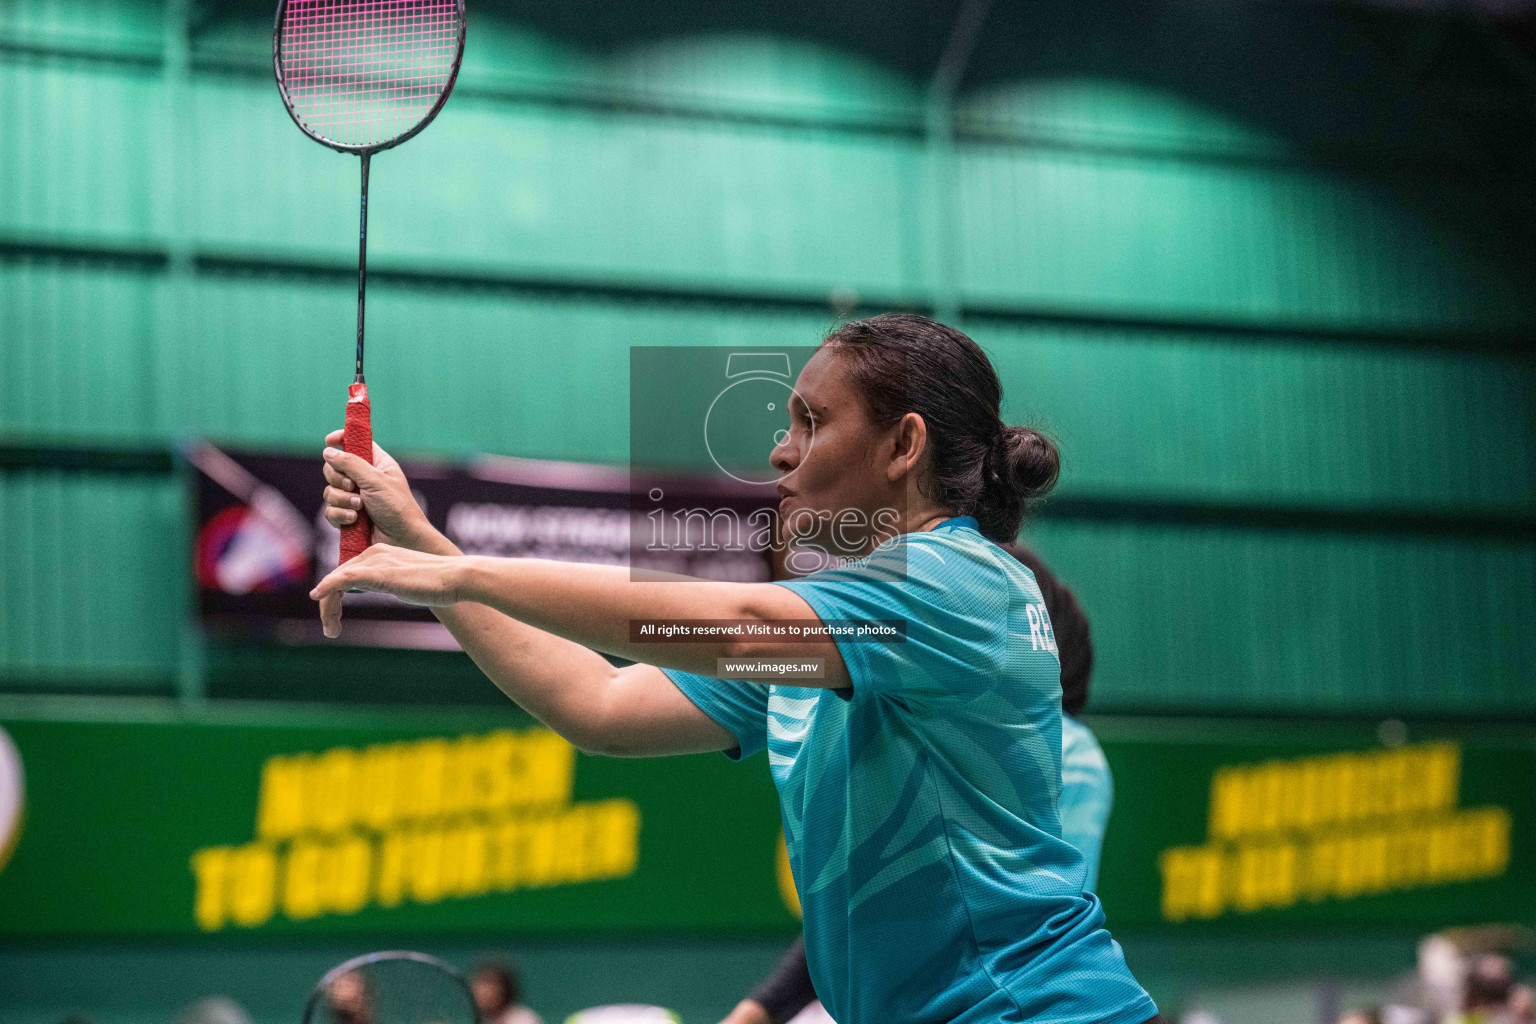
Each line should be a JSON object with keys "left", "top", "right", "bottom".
{"left": 280, "top": 0, "right": 460, "bottom": 149}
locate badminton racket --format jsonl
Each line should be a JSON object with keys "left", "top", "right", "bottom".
{"left": 274, "top": 0, "right": 466, "bottom": 564}
{"left": 303, "top": 951, "right": 480, "bottom": 1024}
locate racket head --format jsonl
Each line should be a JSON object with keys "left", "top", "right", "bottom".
{"left": 302, "top": 951, "right": 480, "bottom": 1024}
{"left": 273, "top": 0, "right": 466, "bottom": 155}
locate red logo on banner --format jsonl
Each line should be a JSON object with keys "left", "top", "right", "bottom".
{"left": 196, "top": 505, "right": 311, "bottom": 594}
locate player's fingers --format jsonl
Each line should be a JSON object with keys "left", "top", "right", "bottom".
{"left": 319, "top": 591, "right": 343, "bottom": 638}
{"left": 323, "top": 463, "right": 357, "bottom": 491}
{"left": 311, "top": 565, "right": 358, "bottom": 605}
{"left": 324, "top": 506, "right": 358, "bottom": 527}
{"left": 325, "top": 429, "right": 345, "bottom": 447}
{"left": 325, "top": 484, "right": 362, "bottom": 509}
{"left": 323, "top": 447, "right": 381, "bottom": 487}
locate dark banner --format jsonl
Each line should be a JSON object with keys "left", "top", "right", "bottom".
{"left": 0, "top": 714, "right": 1530, "bottom": 938}
{"left": 189, "top": 444, "right": 778, "bottom": 647}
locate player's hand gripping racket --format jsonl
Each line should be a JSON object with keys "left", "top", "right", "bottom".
{"left": 304, "top": 951, "right": 480, "bottom": 1024}
{"left": 274, "top": 0, "right": 465, "bottom": 564}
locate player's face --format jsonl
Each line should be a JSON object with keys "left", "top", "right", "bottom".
{"left": 771, "top": 347, "right": 903, "bottom": 555}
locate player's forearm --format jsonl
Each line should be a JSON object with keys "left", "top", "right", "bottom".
{"left": 432, "top": 600, "right": 624, "bottom": 750}
{"left": 404, "top": 534, "right": 625, "bottom": 749}
{"left": 453, "top": 555, "right": 770, "bottom": 674}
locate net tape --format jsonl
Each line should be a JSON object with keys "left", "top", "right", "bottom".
{"left": 279, "top": 0, "right": 461, "bottom": 150}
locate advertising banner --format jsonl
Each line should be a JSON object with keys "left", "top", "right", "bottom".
{"left": 189, "top": 444, "right": 779, "bottom": 648}
{"left": 0, "top": 713, "right": 1530, "bottom": 938}
{"left": 0, "top": 711, "right": 791, "bottom": 937}
{"left": 1100, "top": 724, "right": 1536, "bottom": 928}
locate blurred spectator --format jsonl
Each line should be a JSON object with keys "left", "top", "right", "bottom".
{"left": 171, "top": 998, "right": 253, "bottom": 1024}
{"left": 1386, "top": 928, "right": 1536, "bottom": 1024}
{"left": 783, "top": 1006, "right": 834, "bottom": 1024}
{"left": 327, "top": 970, "right": 373, "bottom": 1024}
{"left": 1464, "top": 954, "right": 1516, "bottom": 1015}
{"left": 470, "top": 959, "right": 543, "bottom": 1024}
{"left": 1507, "top": 984, "right": 1535, "bottom": 1024}
{"left": 562, "top": 1008, "right": 679, "bottom": 1024}
{"left": 1338, "top": 1007, "right": 1383, "bottom": 1024}
{"left": 1176, "top": 1010, "right": 1222, "bottom": 1024}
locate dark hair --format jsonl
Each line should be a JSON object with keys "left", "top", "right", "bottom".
{"left": 1005, "top": 545, "right": 1094, "bottom": 715}
{"left": 823, "top": 314, "right": 1058, "bottom": 542}
{"left": 471, "top": 959, "right": 522, "bottom": 1010}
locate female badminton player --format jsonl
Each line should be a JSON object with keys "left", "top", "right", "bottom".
{"left": 312, "top": 314, "right": 1159, "bottom": 1024}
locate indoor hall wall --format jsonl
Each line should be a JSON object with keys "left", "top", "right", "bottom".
{"left": 2, "top": 0, "right": 1533, "bottom": 713}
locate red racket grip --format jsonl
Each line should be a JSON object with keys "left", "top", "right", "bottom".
{"left": 339, "top": 381, "right": 374, "bottom": 564}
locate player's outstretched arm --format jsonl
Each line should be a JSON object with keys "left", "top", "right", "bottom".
{"left": 318, "top": 441, "right": 849, "bottom": 681}
{"left": 316, "top": 438, "right": 848, "bottom": 756}
{"left": 311, "top": 544, "right": 849, "bottom": 683}
{"left": 318, "top": 437, "right": 734, "bottom": 756}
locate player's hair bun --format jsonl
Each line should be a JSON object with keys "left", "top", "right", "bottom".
{"left": 976, "top": 425, "right": 1060, "bottom": 543}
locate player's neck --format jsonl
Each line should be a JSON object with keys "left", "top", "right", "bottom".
{"left": 862, "top": 505, "right": 958, "bottom": 553}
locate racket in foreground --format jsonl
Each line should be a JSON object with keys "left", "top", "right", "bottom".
{"left": 304, "top": 951, "right": 479, "bottom": 1024}
{"left": 274, "top": 0, "right": 466, "bottom": 564}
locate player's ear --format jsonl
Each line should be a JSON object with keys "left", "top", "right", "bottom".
{"left": 885, "top": 412, "right": 927, "bottom": 483}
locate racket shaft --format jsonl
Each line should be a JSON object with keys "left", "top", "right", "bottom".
{"left": 340, "top": 382, "right": 373, "bottom": 562}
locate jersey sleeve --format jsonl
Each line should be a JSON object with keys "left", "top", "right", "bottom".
{"left": 661, "top": 668, "right": 770, "bottom": 760}
{"left": 775, "top": 533, "right": 1011, "bottom": 701}
{"left": 1059, "top": 717, "right": 1115, "bottom": 891}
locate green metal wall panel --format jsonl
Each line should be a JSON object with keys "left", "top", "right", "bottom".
{"left": 4, "top": 473, "right": 1531, "bottom": 714}
{"left": 191, "top": 3, "right": 927, "bottom": 124}
{"left": 0, "top": 59, "right": 163, "bottom": 244}
{"left": 956, "top": 146, "right": 1536, "bottom": 330}
{"left": 1026, "top": 520, "right": 1536, "bottom": 716}
{"left": 0, "top": 0, "right": 162, "bottom": 55}
{"left": 0, "top": 263, "right": 161, "bottom": 439}
{"left": 960, "top": 4, "right": 1536, "bottom": 164}
{"left": 7, "top": 262, "right": 1532, "bottom": 517}
{"left": 591, "top": 34, "right": 920, "bottom": 123}
{"left": 179, "top": 275, "right": 831, "bottom": 459}
{"left": 6, "top": 16, "right": 1534, "bottom": 326}
{"left": 0, "top": 472, "right": 181, "bottom": 686}
{"left": 1, "top": 57, "right": 924, "bottom": 294}
{"left": 979, "top": 324, "right": 1536, "bottom": 512}
{"left": 188, "top": 77, "right": 923, "bottom": 295}
{"left": 2, "top": 0, "right": 1534, "bottom": 713}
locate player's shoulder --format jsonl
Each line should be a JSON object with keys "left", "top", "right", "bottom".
{"left": 899, "top": 522, "right": 1021, "bottom": 580}
{"left": 793, "top": 522, "right": 1024, "bottom": 601}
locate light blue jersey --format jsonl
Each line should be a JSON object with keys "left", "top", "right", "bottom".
{"left": 664, "top": 518, "right": 1154, "bottom": 1024}
{"left": 1060, "top": 714, "right": 1114, "bottom": 892}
